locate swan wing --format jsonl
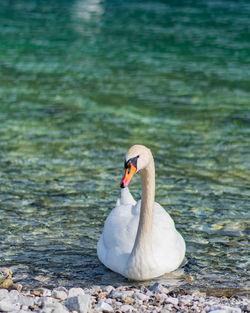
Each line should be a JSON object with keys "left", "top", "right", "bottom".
{"left": 97, "top": 189, "right": 138, "bottom": 275}
{"left": 152, "top": 203, "right": 186, "bottom": 272}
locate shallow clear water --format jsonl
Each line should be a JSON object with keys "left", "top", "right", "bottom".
{"left": 0, "top": 0, "right": 249, "bottom": 295}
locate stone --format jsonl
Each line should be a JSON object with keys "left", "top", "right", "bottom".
{"left": 154, "top": 294, "right": 165, "bottom": 306}
{"left": 21, "top": 305, "right": 29, "bottom": 311}
{"left": 64, "top": 294, "right": 91, "bottom": 313}
{"left": 165, "top": 296, "right": 178, "bottom": 306}
{"left": 102, "top": 286, "right": 115, "bottom": 294}
{"left": 0, "top": 299, "right": 20, "bottom": 312}
{"left": 41, "top": 288, "right": 52, "bottom": 297}
{"left": 38, "top": 296, "right": 54, "bottom": 307}
{"left": 124, "top": 297, "right": 134, "bottom": 304}
{"left": 146, "top": 290, "right": 153, "bottom": 297}
{"left": 96, "top": 300, "right": 114, "bottom": 312}
{"left": 0, "top": 268, "right": 13, "bottom": 289}
{"left": 105, "top": 298, "right": 113, "bottom": 305}
{"left": 52, "top": 288, "right": 68, "bottom": 300}
{"left": 18, "top": 294, "right": 36, "bottom": 307}
{"left": 208, "top": 305, "right": 241, "bottom": 313}
{"left": 120, "top": 304, "right": 134, "bottom": 312}
{"left": 109, "top": 290, "right": 124, "bottom": 300}
{"left": 32, "top": 290, "right": 42, "bottom": 297}
{"left": 241, "top": 304, "right": 249, "bottom": 312}
{"left": 0, "top": 288, "right": 9, "bottom": 300}
{"left": 11, "top": 283, "right": 23, "bottom": 292}
{"left": 9, "top": 289, "right": 19, "bottom": 301}
{"left": 180, "top": 295, "right": 193, "bottom": 305}
{"left": 68, "top": 288, "right": 85, "bottom": 298}
{"left": 97, "top": 292, "right": 108, "bottom": 298}
{"left": 149, "top": 283, "right": 169, "bottom": 295}
{"left": 135, "top": 292, "right": 149, "bottom": 302}
{"left": 42, "top": 302, "right": 69, "bottom": 313}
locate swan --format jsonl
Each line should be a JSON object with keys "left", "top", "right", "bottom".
{"left": 97, "top": 145, "right": 185, "bottom": 280}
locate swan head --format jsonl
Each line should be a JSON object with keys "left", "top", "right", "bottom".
{"left": 120, "top": 145, "right": 153, "bottom": 188}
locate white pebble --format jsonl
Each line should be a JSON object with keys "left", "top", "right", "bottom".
{"left": 96, "top": 300, "right": 114, "bottom": 312}
{"left": 0, "top": 299, "right": 20, "bottom": 312}
{"left": 64, "top": 294, "right": 91, "bottom": 313}
{"left": 0, "top": 289, "right": 9, "bottom": 301}
{"left": 18, "top": 294, "right": 35, "bottom": 307}
{"left": 135, "top": 292, "right": 149, "bottom": 301}
{"left": 42, "top": 302, "right": 69, "bottom": 313}
{"left": 165, "top": 296, "right": 178, "bottom": 306}
{"left": 105, "top": 298, "right": 113, "bottom": 305}
{"left": 120, "top": 304, "right": 134, "bottom": 312}
{"left": 41, "top": 289, "right": 52, "bottom": 297}
{"left": 102, "top": 285, "right": 115, "bottom": 294}
{"left": 38, "top": 296, "right": 54, "bottom": 307}
{"left": 109, "top": 290, "right": 124, "bottom": 300}
{"left": 68, "top": 288, "right": 85, "bottom": 298}
{"left": 52, "top": 289, "right": 68, "bottom": 300}
{"left": 149, "top": 283, "right": 169, "bottom": 294}
{"left": 9, "top": 289, "right": 19, "bottom": 302}
{"left": 208, "top": 305, "right": 241, "bottom": 313}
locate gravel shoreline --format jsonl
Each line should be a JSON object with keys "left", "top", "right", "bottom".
{"left": 0, "top": 282, "right": 248, "bottom": 313}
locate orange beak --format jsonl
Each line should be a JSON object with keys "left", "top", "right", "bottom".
{"left": 120, "top": 163, "right": 136, "bottom": 188}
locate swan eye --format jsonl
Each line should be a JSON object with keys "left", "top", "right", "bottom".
{"left": 124, "top": 156, "right": 138, "bottom": 171}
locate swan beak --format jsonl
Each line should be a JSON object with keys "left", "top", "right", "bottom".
{"left": 120, "top": 163, "right": 136, "bottom": 188}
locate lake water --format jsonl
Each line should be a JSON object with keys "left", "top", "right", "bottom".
{"left": 0, "top": 0, "right": 249, "bottom": 296}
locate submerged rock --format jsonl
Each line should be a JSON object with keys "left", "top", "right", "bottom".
{"left": 0, "top": 268, "right": 13, "bottom": 289}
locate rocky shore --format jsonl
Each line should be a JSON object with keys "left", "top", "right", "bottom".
{"left": 0, "top": 282, "right": 249, "bottom": 313}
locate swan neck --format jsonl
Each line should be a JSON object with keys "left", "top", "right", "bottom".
{"left": 140, "top": 158, "right": 155, "bottom": 217}
{"left": 135, "top": 157, "right": 155, "bottom": 250}
{"left": 126, "top": 155, "right": 156, "bottom": 279}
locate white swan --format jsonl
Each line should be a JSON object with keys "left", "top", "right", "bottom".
{"left": 97, "top": 145, "right": 185, "bottom": 280}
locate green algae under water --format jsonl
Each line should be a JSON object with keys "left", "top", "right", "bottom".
{"left": 0, "top": 0, "right": 249, "bottom": 295}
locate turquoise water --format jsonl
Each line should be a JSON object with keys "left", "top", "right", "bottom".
{"left": 0, "top": 0, "right": 249, "bottom": 295}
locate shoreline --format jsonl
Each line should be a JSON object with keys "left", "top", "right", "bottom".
{"left": 0, "top": 282, "right": 249, "bottom": 313}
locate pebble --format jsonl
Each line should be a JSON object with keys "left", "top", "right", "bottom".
{"left": 208, "top": 305, "right": 242, "bottom": 313}
{"left": 102, "top": 285, "right": 115, "bottom": 294}
{"left": 68, "top": 288, "right": 85, "bottom": 298}
{"left": 166, "top": 296, "right": 179, "bottom": 306}
{"left": 109, "top": 290, "right": 124, "bottom": 300}
{"left": 41, "top": 288, "right": 52, "bottom": 297}
{"left": 120, "top": 304, "right": 134, "bottom": 312}
{"left": 52, "top": 287, "right": 68, "bottom": 300}
{"left": 149, "top": 282, "right": 169, "bottom": 295}
{"left": 96, "top": 300, "right": 114, "bottom": 312}
{"left": 0, "top": 283, "right": 247, "bottom": 313}
{"left": 0, "top": 268, "right": 13, "bottom": 289}
{"left": 18, "top": 294, "right": 36, "bottom": 307}
{"left": 42, "top": 302, "right": 68, "bottom": 313}
{"left": 64, "top": 294, "right": 91, "bottom": 313}
{"left": 0, "top": 299, "right": 20, "bottom": 312}
{"left": 38, "top": 296, "right": 54, "bottom": 307}
{"left": 0, "top": 288, "right": 9, "bottom": 300}
{"left": 135, "top": 292, "right": 149, "bottom": 301}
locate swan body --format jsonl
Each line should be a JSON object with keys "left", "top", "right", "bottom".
{"left": 97, "top": 145, "right": 185, "bottom": 280}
